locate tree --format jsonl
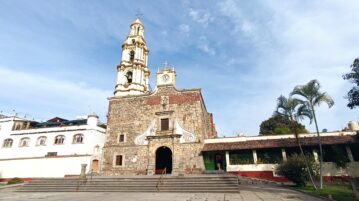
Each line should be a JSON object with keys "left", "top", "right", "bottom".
{"left": 343, "top": 57, "right": 359, "bottom": 109}
{"left": 275, "top": 95, "right": 316, "bottom": 189}
{"left": 259, "top": 115, "right": 308, "bottom": 135}
{"left": 276, "top": 154, "right": 318, "bottom": 187}
{"left": 291, "top": 79, "right": 334, "bottom": 189}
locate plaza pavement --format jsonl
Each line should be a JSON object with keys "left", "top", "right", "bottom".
{"left": 0, "top": 184, "right": 327, "bottom": 201}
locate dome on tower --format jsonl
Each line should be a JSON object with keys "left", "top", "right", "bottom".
{"left": 131, "top": 18, "right": 144, "bottom": 26}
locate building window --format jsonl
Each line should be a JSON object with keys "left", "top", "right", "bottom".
{"left": 115, "top": 155, "right": 123, "bottom": 166}
{"left": 73, "top": 134, "right": 84, "bottom": 144}
{"left": 2, "top": 138, "right": 13, "bottom": 148}
{"left": 19, "top": 137, "right": 30, "bottom": 147}
{"left": 119, "top": 134, "right": 125, "bottom": 142}
{"left": 54, "top": 135, "right": 65, "bottom": 145}
{"left": 229, "top": 150, "right": 254, "bottom": 165}
{"left": 125, "top": 71, "right": 133, "bottom": 83}
{"left": 323, "top": 144, "right": 349, "bottom": 163}
{"left": 256, "top": 148, "right": 283, "bottom": 164}
{"left": 15, "top": 123, "right": 21, "bottom": 130}
{"left": 46, "top": 152, "right": 57, "bottom": 157}
{"left": 350, "top": 143, "right": 359, "bottom": 161}
{"left": 37, "top": 136, "right": 47, "bottom": 146}
{"left": 161, "top": 118, "right": 169, "bottom": 131}
{"left": 129, "top": 50, "right": 135, "bottom": 60}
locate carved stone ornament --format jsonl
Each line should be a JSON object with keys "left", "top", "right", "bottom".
{"left": 134, "top": 119, "right": 156, "bottom": 145}
{"left": 174, "top": 119, "right": 196, "bottom": 143}
{"left": 161, "top": 96, "right": 169, "bottom": 110}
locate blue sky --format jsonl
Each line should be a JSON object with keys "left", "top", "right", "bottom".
{"left": 0, "top": 0, "right": 358, "bottom": 136}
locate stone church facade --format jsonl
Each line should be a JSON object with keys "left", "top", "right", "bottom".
{"left": 102, "top": 18, "right": 217, "bottom": 176}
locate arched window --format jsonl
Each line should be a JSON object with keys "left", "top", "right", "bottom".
{"left": 129, "top": 50, "right": 135, "bottom": 60}
{"left": 54, "top": 135, "right": 65, "bottom": 145}
{"left": 37, "top": 136, "right": 47, "bottom": 146}
{"left": 19, "top": 137, "right": 30, "bottom": 147}
{"left": 73, "top": 134, "right": 84, "bottom": 144}
{"left": 137, "top": 27, "right": 140, "bottom": 35}
{"left": 2, "top": 138, "right": 13, "bottom": 148}
{"left": 125, "top": 71, "right": 133, "bottom": 83}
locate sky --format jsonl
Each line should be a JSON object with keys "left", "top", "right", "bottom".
{"left": 0, "top": 0, "right": 358, "bottom": 136}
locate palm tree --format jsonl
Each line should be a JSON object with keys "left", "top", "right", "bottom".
{"left": 290, "top": 79, "right": 334, "bottom": 189}
{"left": 275, "top": 95, "right": 317, "bottom": 189}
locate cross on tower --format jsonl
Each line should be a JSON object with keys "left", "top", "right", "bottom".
{"left": 163, "top": 61, "right": 169, "bottom": 67}
{"left": 135, "top": 10, "right": 143, "bottom": 19}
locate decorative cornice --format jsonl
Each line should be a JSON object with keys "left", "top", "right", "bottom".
{"left": 155, "top": 111, "right": 174, "bottom": 115}
{"left": 147, "top": 134, "right": 181, "bottom": 140}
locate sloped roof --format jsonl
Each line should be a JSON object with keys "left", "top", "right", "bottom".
{"left": 0, "top": 114, "right": 8, "bottom": 119}
{"left": 202, "top": 135, "right": 358, "bottom": 151}
{"left": 47, "top": 117, "right": 68, "bottom": 122}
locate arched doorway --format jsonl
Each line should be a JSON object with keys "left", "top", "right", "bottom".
{"left": 155, "top": 146, "right": 172, "bottom": 174}
{"left": 91, "top": 159, "right": 99, "bottom": 173}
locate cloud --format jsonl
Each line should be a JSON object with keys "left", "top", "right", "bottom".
{"left": 1, "top": 0, "right": 358, "bottom": 136}
{"left": 197, "top": 36, "right": 215, "bottom": 56}
{"left": 178, "top": 24, "right": 190, "bottom": 35}
{"left": 188, "top": 8, "right": 214, "bottom": 27}
{"left": 0, "top": 66, "right": 111, "bottom": 122}
{"left": 211, "top": 0, "right": 359, "bottom": 135}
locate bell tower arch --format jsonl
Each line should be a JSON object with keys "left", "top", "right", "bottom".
{"left": 114, "top": 18, "right": 150, "bottom": 96}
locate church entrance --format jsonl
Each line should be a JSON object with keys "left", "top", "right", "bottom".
{"left": 91, "top": 159, "right": 99, "bottom": 173}
{"left": 155, "top": 146, "right": 172, "bottom": 174}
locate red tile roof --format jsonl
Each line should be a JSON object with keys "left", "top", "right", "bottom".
{"left": 202, "top": 135, "right": 358, "bottom": 151}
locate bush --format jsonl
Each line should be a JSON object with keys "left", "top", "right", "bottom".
{"left": 7, "top": 177, "right": 23, "bottom": 185}
{"left": 276, "top": 154, "right": 317, "bottom": 187}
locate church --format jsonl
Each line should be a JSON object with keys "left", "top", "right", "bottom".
{"left": 1, "top": 18, "right": 358, "bottom": 183}
{"left": 102, "top": 18, "right": 217, "bottom": 176}
{"left": 101, "top": 18, "right": 359, "bottom": 180}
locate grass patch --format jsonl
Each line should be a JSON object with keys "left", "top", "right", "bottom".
{"left": 7, "top": 177, "right": 23, "bottom": 185}
{"left": 297, "top": 184, "right": 356, "bottom": 201}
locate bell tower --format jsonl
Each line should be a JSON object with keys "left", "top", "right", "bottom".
{"left": 114, "top": 18, "right": 150, "bottom": 96}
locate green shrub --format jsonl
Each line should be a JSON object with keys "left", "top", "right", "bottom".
{"left": 276, "top": 154, "right": 317, "bottom": 187}
{"left": 7, "top": 177, "right": 23, "bottom": 185}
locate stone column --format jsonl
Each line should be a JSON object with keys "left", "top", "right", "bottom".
{"left": 346, "top": 146, "right": 354, "bottom": 162}
{"left": 225, "top": 151, "right": 230, "bottom": 166}
{"left": 252, "top": 150, "right": 258, "bottom": 164}
{"left": 313, "top": 150, "right": 319, "bottom": 163}
{"left": 281, "top": 148, "right": 287, "bottom": 161}
{"left": 79, "top": 164, "right": 87, "bottom": 179}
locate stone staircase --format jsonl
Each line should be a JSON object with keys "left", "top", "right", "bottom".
{"left": 16, "top": 175, "right": 240, "bottom": 193}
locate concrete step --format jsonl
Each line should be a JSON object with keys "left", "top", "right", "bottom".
{"left": 17, "top": 175, "right": 240, "bottom": 193}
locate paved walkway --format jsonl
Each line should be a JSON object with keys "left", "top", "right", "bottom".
{"left": 0, "top": 184, "right": 326, "bottom": 201}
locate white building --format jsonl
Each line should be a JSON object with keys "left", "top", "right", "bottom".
{"left": 203, "top": 130, "right": 359, "bottom": 182}
{"left": 0, "top": 113, "right": 106, "bottom": 180}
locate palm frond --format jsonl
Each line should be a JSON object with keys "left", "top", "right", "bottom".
{"left": 296, "top": 104, "right": 313, "bottom": 123}
{"left": 313, "top": 92, "right": 335, "bottom": 108}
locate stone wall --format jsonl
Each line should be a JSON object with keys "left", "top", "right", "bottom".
{"left": 102, "top": 86, "right": 215, "bottom": 175}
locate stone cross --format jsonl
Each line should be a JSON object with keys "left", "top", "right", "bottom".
{"left": 135, "top": 10, "right": 143, "bottom": 19}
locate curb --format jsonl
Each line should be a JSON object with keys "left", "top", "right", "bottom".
{"left": 286, "top": 186, "right": 333, "bottom": 201}
{"left": 0, "top": 183, "right": 26, "bottom": 190}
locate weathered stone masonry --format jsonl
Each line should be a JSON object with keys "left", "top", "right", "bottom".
{"left": 102, "top": 86, "right": 217, "bottom": 175}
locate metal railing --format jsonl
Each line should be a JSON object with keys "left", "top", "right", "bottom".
{"left": 156, "top": 168, "right": 167, "bottom": 191}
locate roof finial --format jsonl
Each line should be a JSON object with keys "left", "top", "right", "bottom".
{"left": 163, "top": 61, "right": 169, "bottom": 68}
{"left": 135, "top": 9, "right": 143, "bottom": 19}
